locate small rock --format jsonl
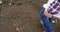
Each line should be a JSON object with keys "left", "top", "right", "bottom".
{"left": 9, "top": 3, "right": 12, "bottom": 6}
{"left": 16, "top": 27, "right": 19, "bottom": 31}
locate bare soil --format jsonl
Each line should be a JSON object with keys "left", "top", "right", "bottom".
{"left": 0, "top": 0, "right": 60, "bottom": 32}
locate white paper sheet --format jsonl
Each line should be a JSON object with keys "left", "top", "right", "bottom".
{"left": 52, "top": 12, "right": 60, "bottom": 18}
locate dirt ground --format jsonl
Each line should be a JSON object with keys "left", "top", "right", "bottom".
{"left": 0, "top": 0, "right": 60, "bottom": 32}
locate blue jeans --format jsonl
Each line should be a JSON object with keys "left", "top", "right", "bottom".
{"left": 40, "top": 7, "right": 54, "bottom": 32}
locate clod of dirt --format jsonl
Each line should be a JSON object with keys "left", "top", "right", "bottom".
{"left": 16, "top": 2, "right": 22, "bottom": 6}
{"left": 28, "top": 0, "right": 31, "bottom": 3}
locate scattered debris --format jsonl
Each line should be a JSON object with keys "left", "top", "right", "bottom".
{"left": 13, "top": 23, "right": 24, "bottom": 32}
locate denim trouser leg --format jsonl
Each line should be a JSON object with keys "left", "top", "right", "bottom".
{"left": 40, "top": 7, "right": 54, "bottom": 32}
{"left": 49, "top": 18, "right": 54, "bottom": 23}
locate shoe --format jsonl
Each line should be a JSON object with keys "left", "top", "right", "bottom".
{"left": 40, "top": 20, "right": 46, "bottom": 30}
{"left": 52, "top": 19, "right": 57, "bottom": 23}
{"left": 40, "top": 20, "right": 43, "bottom": 25}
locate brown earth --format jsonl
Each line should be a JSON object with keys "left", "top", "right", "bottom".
{"left": 0, "top": 0, "right": 60, "bottom": 32}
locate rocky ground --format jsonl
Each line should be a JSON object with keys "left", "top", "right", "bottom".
{"left": 0, "top": 0, "right": 60, "bottom": 32}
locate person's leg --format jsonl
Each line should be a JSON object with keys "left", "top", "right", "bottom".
{"left": 40, "top": 7, "right": 54, "bottom": 32}
{"left": 49, "top": 18, "right": 57, "bottom": 23}
{"left": 49, "top": 18, "right": 54, "bottom": 23}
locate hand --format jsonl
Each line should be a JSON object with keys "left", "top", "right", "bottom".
{"left": 44, "top": 11, "right": 52, "bottom": 18}
{"left": 47, "top": 13, "right": 52, "bottom": 18}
